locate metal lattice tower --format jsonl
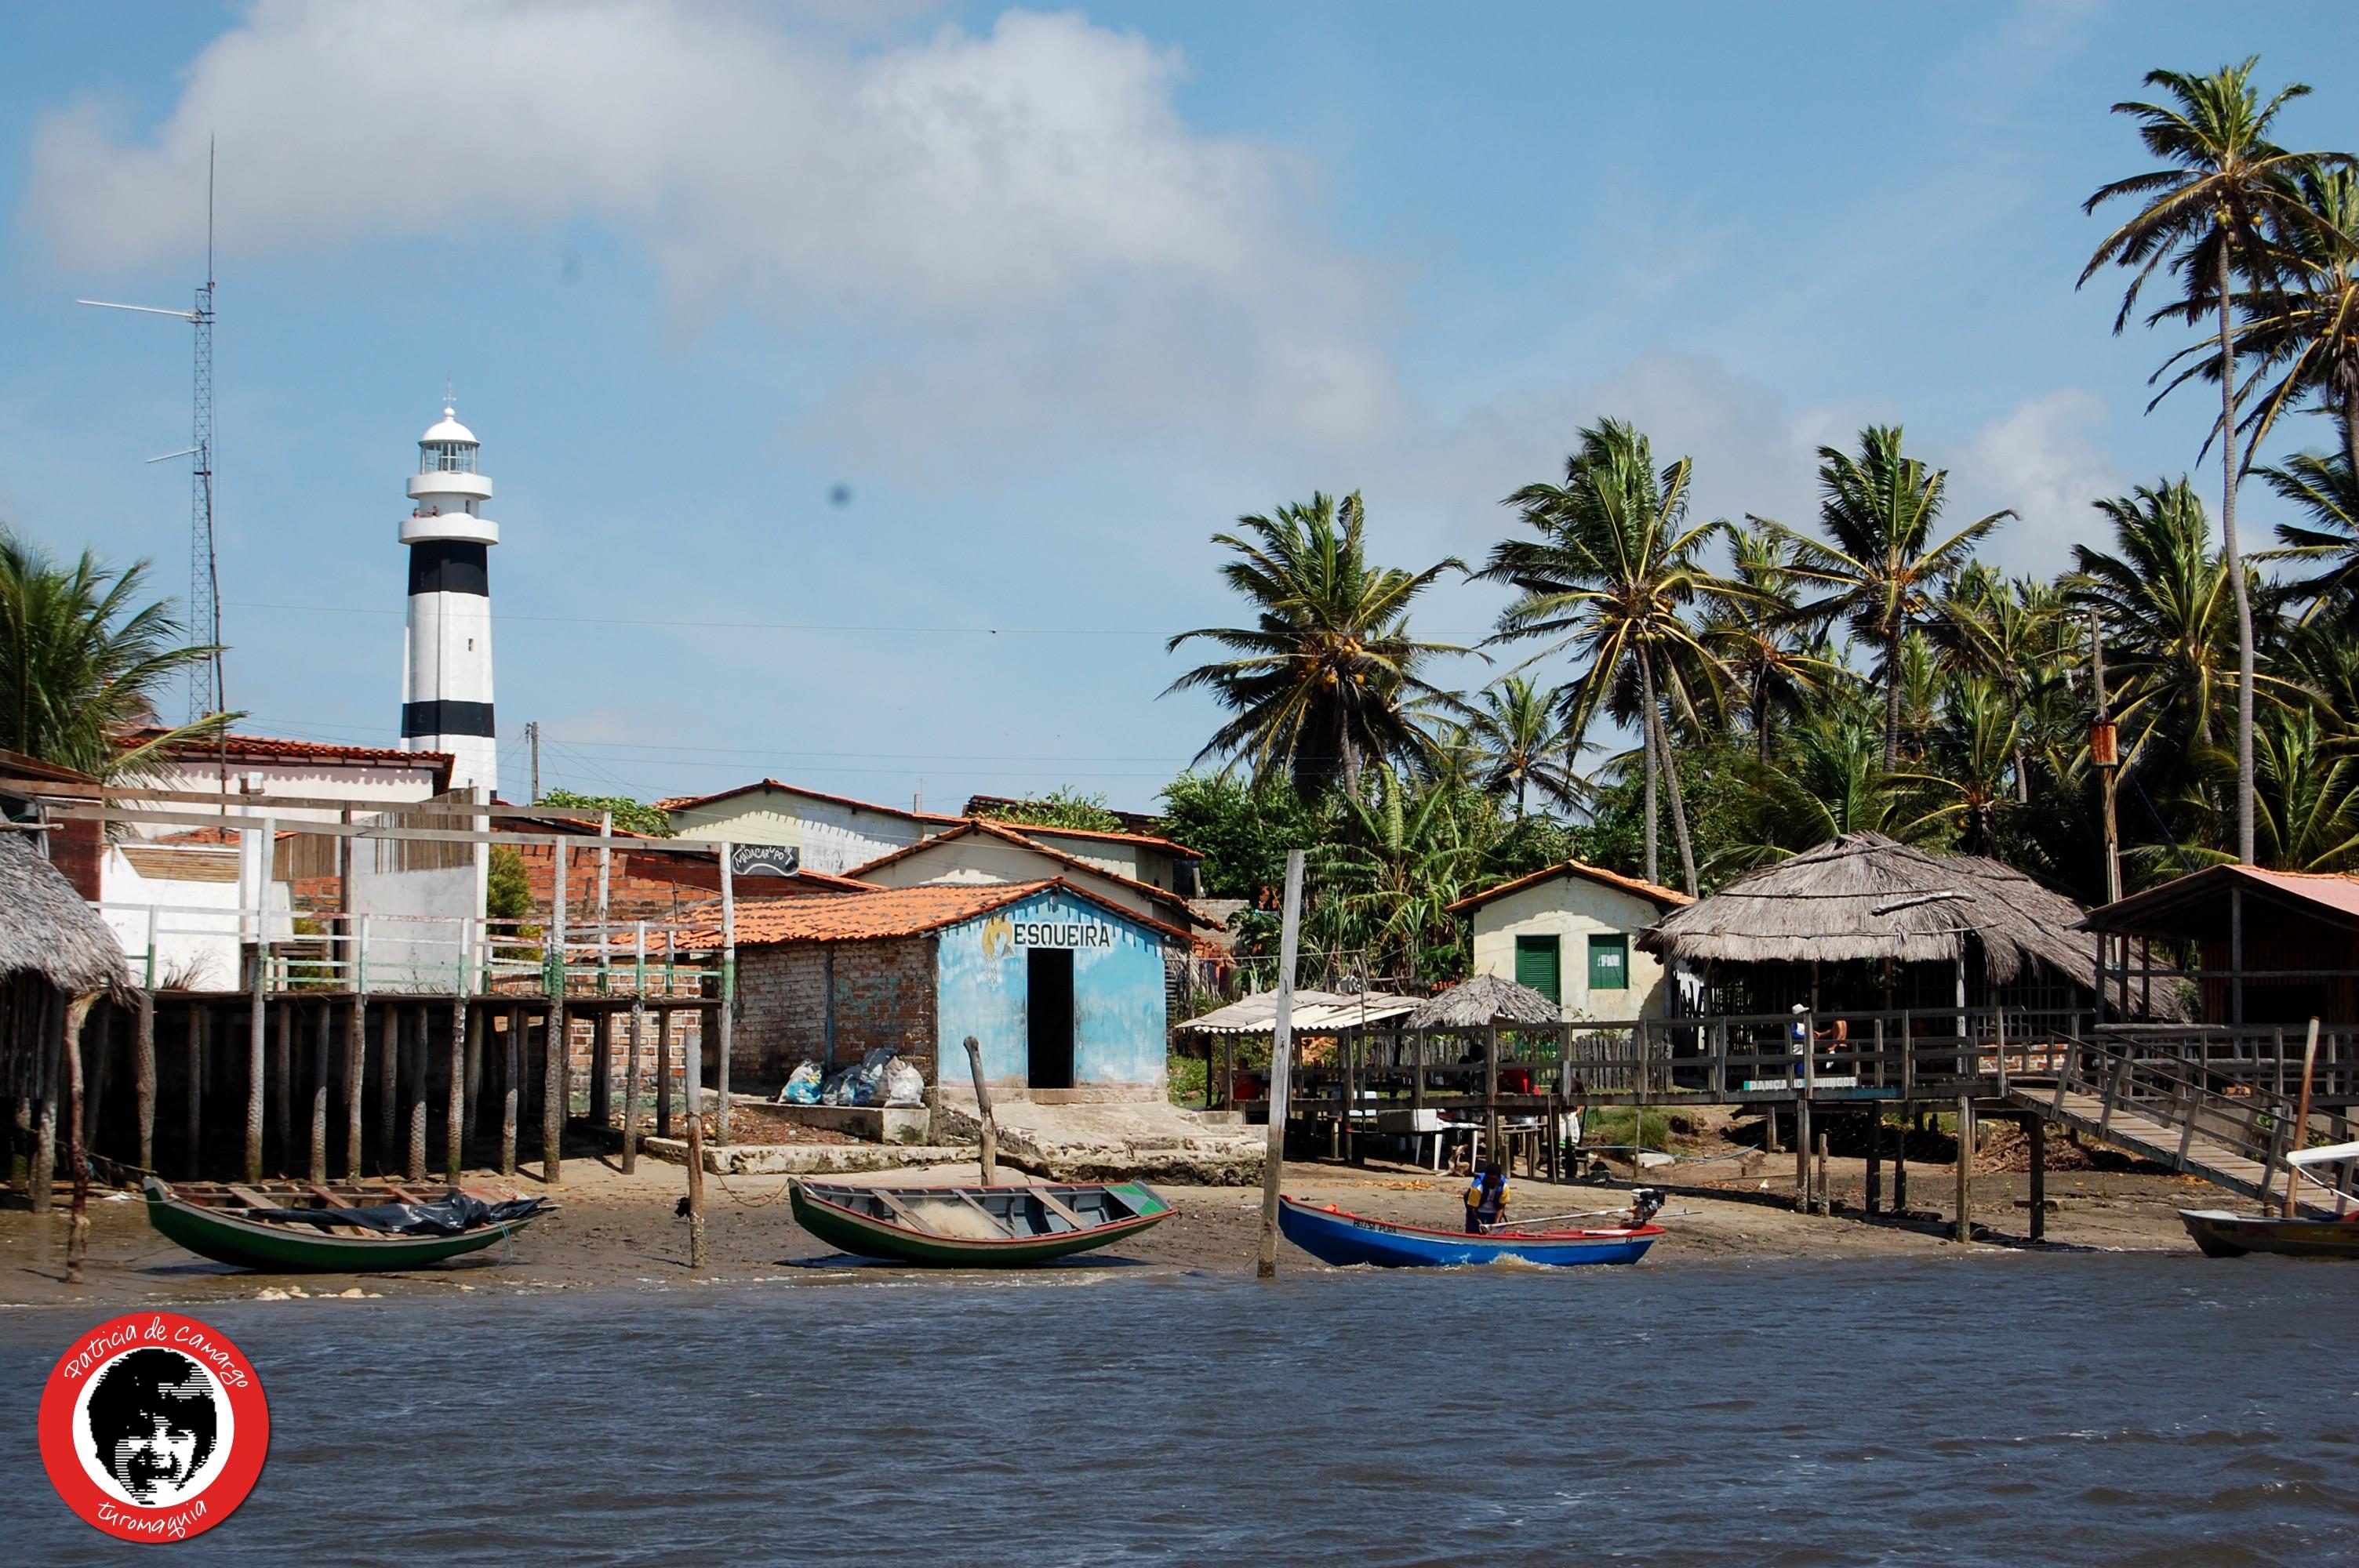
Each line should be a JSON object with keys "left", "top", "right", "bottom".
{"left": 189, "top": 269, "right": 220, "bottom": 722}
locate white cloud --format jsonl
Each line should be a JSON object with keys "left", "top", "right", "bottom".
{"left": 1955, "top": 388, "right": 2124, "bottom": 578}
{"left": 22, "top": 1, "right": 1394, "bottom": 452}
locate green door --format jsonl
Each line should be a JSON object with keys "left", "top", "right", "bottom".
{"left": 1588, "top": 934, "right": 1630, "bottom": 991}
{"left": 1514, "top": 935, "right": 1561, "bottom": 1004}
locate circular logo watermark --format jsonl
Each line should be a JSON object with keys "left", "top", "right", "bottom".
{"left": 38, "top": 1312, "right": 270, "bottom": 1542}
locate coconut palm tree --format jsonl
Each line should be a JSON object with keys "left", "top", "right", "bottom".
{"left": 1759, "top": 426, "right": 2011, "bottom": 771}
{"left": 1478, "top": 419, "right": 1729, "bottom": 895}
{"left": 1463, "top": 676, "right": 1579, "bottom": 816}
{"left": 2080, "top": 58, "right": 2349, "bottom": 864}
{"left": 2258, "top": 441, "right": 2359, "bottom": 619}
{"left": 2217, "top": 169, "right": 2359, "bottom": 477}
{"left": 1893, "top": 676, "right": 2027, "bottom": 857}
{"left": 1166, "top": 492, "right": 1467, "bottom": 797}
{"left": 1699, "top": 523, "right": 1837, "bottom": 764}
{"left": 1713, "top": 696, "right": 1894, "bottom": 876}
{"left": 1926, "top": 565, "right": 2073, "bottom": 803}
{"left": 0, "top": 529, "right": 229, "bottom": 778}
{"left": 1310, "top": 764, "right": 1486, "bottom": 985}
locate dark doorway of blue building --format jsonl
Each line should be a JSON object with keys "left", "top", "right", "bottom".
{"left": 1027, "top": 949, "right": 1075, "bottom": 1089}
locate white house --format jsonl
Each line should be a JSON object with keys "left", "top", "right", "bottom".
{"left": 845, "top": 818, "right": 1208, "bottom": 935}
{"left": 654, "top": 780, "right": 961, "bottom": 875}
{"left": 1448, "top": 860, "right": 1692, "bottom": 1021}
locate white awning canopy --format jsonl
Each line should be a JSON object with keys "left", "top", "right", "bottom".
{"left": 2288, "top": 1140, "right": 2359, "bottom": 1169}
{"left": 1180, "top": 989, "right": 1421, "bottom": 1034}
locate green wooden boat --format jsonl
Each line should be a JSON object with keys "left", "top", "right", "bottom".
{"left": 143, "top": 1178, "right": 549, "bottom": 1273}
{"left": 790, "top": 1178, "right": 1173, "bottom": 1266}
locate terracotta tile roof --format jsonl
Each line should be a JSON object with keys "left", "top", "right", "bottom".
{"left": 998, "top": 819, "right": 1205, "bottom": 858}
{"left": 2085, "top": 862, "right": 2359, "bottom": 935}
{"left": 845, "top": 818, "right": 1209, "bottom": 924}
{"left": 1446, "top": 858, "right": 1694, "bottom": 916}
{"left": 669, "top": 877, "right": 1185, "bottom": 947}
{"left": 122, "top": 728, "right": 454, "bottom": 787}
{"left": 654, "top": 778, "right": 963, "bottom": 825}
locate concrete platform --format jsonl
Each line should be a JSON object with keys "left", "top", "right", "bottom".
{"left": 934, "top": 1096, "right": 1266, "bottom": 1185}
{"left": 639, "top": 1138, "right": 976, "bottom": 1176}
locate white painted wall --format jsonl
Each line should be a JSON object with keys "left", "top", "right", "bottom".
{"left": 1468, "top": 875, "right": 1675, "bottom": 1022}
{"left": 98, "top": 843, "right": 292, "bottom": 993}
{"left": 669, "top": 789, "right": 940, "bottom": 875}
{"left": 347, "top": 855, "right": 483, "bottom": 993}
{"left": 134, "top": 757, "right": 445, "bottom": 835}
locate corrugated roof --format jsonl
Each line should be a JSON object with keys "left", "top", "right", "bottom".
{"left": 1448, "top": 858, "right": 1693, "bottom": 916}
{"left": 668, "top": 877, "right": 1184, "bottom": 947}
{"left": 1180, "top": 989, "right": 1423, "bottom": 1034}
{"left": 2083, "top": 863, "right": 2359, "bottom": 936}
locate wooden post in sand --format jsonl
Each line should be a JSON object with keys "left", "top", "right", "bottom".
{"left": 133, "top": 992, "right": 156, "bottom": 1173}
{"left": 64, "top": 992, "right": 98, "bottom": 1285}
{"left": 1954, "top": 1094, "right": 1974, "bottom": 1243}
{"left": 2283, "top": 1018, "right": 2321, "bottom": 1218}
{"left": 310, "top": 1003, "right": 330, "bottom": 1186}
{"left": 1794, "top": 1094, "right": 1812, "bottom": 1213}
{"left": 965, "top": 1036, "right": 998, "bottom": 1185}
{"left": 684, "top": 1087, "right": 708, "bottom": 1272}
{"left": 543, "top": 844, "right": 569, "bottom": 1181}
{"left": 1815, "top": 1131, "right": 1830, "bottom": 1217}
{"left": 2026, "top": 1116, "right": 2046, "bottom": 1242}
{"left": 345, "top": 998, "right": 366, "bottom": 1178}
{"left": 1256, "top": 850, "right": 1305, "bottom": 1281}
{"left": 623, "top": 924, "right": 645, "bottom": 1176}
{"left": 500, "top": 1004, "right": 521, "bottom": 1177}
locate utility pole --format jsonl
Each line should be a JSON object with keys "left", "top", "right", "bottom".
{"left": 2087, "top": 612, "right": 2121, "bottom": 906}
{"left": 526, "top": 720, "right": 541, "bottom": 804}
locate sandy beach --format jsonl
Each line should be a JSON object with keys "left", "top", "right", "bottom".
{"left": 0, "top": 1142, "right": 2226, "bottom": 1313}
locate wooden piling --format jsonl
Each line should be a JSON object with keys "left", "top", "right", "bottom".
{"left": 64, "top": 992, "right": 97, "bottom": 1284}
{"left": 245, "top": 815, "right": 274, "bottom": 1183}
{"left": 589, "top": 1008, "right": 612, "bottom": 1136}
{"left": 446, "top": 1000, "right": 467, "bottom": 1184}
{"left": 623, "top": 924, "right": 645, "bottom": 1176}
{"left": 654, "top": 1007, "right": 671, "bottom": 1139}
{"left": 406, "top": 1004, "right": 427, "bottom": 1183}
{"left": 965, "top": 1035, "right": 998, "bottom": 1185}
{"left": 1863, "top": 1109, "right": 1881, "bottom": 1216}
{"left": 717, "top": 845, "right": 736, "bottom": 1146}
{"left": 2026, "top": 1115, "right": 2046, "bottom": 1243}
{"left": 133, "top": 993, "right": 157, "bottom": 1173}
{"left": 345, "top": 999, "right": 366, "bottom": 1178}
{"left": 32, "top": 989, "right": 59, "bottom": 1212}
{"left": 684, "top": 1091, "right": 707, "bottom": 1271}
{"left": 1815, "top": 1131, "right": 1830, "bottom": 1217}
{"left": 463, "top": 1004, "right": 485, "bottom": 1162}
{"left": 1954, "top": 1094, "right": 1973, "bottom": 1243}
{"left": 500, "top": 1004, "right": 521, "bottom": 1177}
{"left": 310, "top": 1003, "right": 329, "bottom": 1186}
{"left": 1794, "top": 1094, "right": 1812, "bottom": 1213}
{"left": 2283, "top": 1018, "right": 2321, "bottom": 1218}
{"left": 544, "top": 845, "right": 568, "bottom": 1182}
{"left": 377, "top": 1004, "right": 398, "bottom": 1163}
{"left": 272, "top": 999, "right": 292, "bottom": 1174}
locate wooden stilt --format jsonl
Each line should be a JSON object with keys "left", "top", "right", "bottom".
{"left": 543, "top": 847, "right": 569, "bottom": 1181}
{"left": 85, "top": 1002, "right": 114, "bottom": 1156}
{"left": 501, "top": 1005, "right": 520, "bottom": 1177}
{"left": 310, "top": 1003, "right": 330, "bottom": 1186}
{"left": 1815, "top": 1131, "right": 1830, "bottom": 1217}
{"left": 1893, "top": 1109, "right": 1909, "bottom": 1213}
{"left": 64, "top": 992, "right": 98, "bottom": 1283}
{"left": 272, "top": 999, "right": 292, "bottom": 1174}
{"left": 2026, "top": 1115, "right": 2046, "bottom": 1243}
{"left": 1863, "top": 1109, "right": 1881, "bottom": 1215}
{"left": 590, "top": 1007, "right": 612, "bottom": 1135}
{"left": 685, "top": 1085, "right": 707, "bottom": 1271}
{"left": 377, "top": 1005, "right": 398, "bottom": 1165}
{"left": 446, "top": 1000, "right": 467, "bottom": 1183}
{"left": 31, "top": 989, "right": 60, "bottom": 1212}
{"left": 1954, "top": 1094, "right": 1973, "bottom": 1243}
{"left": 406, "top": 1004, "right": 427, "bottom": 1183}
{"left": 1794, "top": 1095, "right": 1812, "bottom": 1213}
{"left": 623, "top": 953, "right": 645, "bottom": 1177}
{"left": 654, "top": 1008, "right": 672, "bottom": 1138}
{"left": 463, "top": 1004, "right": 485, "bottom": 1161}
{"left": 245, "top": 932, "right": 268, "bottom": 1184}
{"left": 345, "top": 999, "right": 366, "bottom": 1178}
{"left": 134, "top": 993, "right": 157, "bottom": 1172}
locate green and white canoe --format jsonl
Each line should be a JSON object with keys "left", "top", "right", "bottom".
{"left": 789, "top": 1179, "right": 1173, "bottom": 1266}
{"left": 143, "top": 1178, "right": 549, "bottom": 1273}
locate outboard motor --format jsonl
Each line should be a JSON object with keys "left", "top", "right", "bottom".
{"left": 1627, "top": 1188, "right": 1664, "bottom": 1227}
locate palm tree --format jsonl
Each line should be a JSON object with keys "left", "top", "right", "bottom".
{"left": 2223, "top": 169, "right": 2359, "bottom": 477}
{"left": 1464, "top": 676, "right": 1579, "bottom": 815}
{"left": 1926, "top": 565, "right": 2070, "bottom": 802}
{"left": 1310, "top": 765, "right": 1485, "bottom": 985}
{"left": 1699, "top": 523, "right": 1837, "bottom": 764}
{"left": 2080, "top": 58, "right": 2349, "bottom": 864}
{"left": 2259, "top": 441, "right": 2359, "bottom": 619}
{"left": 0, "top": 529, "right": 228, "bottom": 777}
{"left": 1714, "top": 696, "right": 1894, "bottom": 875}
{"left": 1166, "top": 492, "right": 1467, "bottom": 797}
{"left": 1478, "top": 419, "right": 1729, "bottom": 895}
{"left": 1894, "top": 676, "right": 2027, "bottom": 856}
{"left": 1759, "top": 426, "right": 2011, "bottom": 771}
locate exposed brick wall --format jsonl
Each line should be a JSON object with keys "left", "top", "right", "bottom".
{"left": 732, "top": 936, "right": 937, "bottom": 1093}
{"left": 46, "top": 817, "right": 103, "bottom": 902}
{"left": 512, "top": 840, "right": 849, "bottom": 930}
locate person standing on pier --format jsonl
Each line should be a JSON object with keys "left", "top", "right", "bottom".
{"left": 1465, "top": 1160, "right": 1510, "bottom": 1233}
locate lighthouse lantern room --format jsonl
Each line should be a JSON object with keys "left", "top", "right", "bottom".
{"left": 398, "top": 403, "right": 499, "bottom": 794}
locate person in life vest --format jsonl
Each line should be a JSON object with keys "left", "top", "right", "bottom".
{"left": 1464, "top": 1159, "right": 1510, "bottom": 1232}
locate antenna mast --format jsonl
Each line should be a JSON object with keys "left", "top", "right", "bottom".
{"left": 77, "top": 136, "right": 225, "bottom": 727}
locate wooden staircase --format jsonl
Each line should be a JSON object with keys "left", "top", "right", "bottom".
{"left": 2005, "top": 1036, "right": 2356, "bottom": 1213}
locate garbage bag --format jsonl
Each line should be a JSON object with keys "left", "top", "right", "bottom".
{"left": 779, "top": 1062, "right": 823, "bottom": 1105}
{"left": 821, "top": 1047, "right": 897, "bottom": 1106}
{"left": 881, "top": 1057, "right": 925, "bottom": 1107}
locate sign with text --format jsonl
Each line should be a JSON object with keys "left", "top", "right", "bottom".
{"left": 729, "top": 844, "right": 800, "bottom": 879}
{"left": 1012, "top": 919, "right": 1115, "bottom": 950}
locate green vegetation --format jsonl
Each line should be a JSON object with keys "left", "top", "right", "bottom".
{"left": 978, "top": 786, "right": 1123, "bottom": 833}
{"left": 536, "top": 789, "right": 676, "bottom": 837}
{"left": 1156, "top": 56, "right": 2359, "bottom": 993}
{"left": 0, "top": 528, "right": 233, "bottom": 777}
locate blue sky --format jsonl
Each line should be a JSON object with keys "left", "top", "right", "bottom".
{"left": 5, "top": 2, "right": 2358, "bottom": 812}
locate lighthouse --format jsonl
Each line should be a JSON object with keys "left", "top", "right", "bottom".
{"left": 398, "top": 403, "right": 499, "bottom": 794}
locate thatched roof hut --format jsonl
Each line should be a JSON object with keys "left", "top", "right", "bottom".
{"left": 1406, "top": 973, "right": 1561, "bottom": 1030}
{"left": 1637, "top": 833, "right": 2093, "bottom": 985}
{"left": 0, "top": 834, "right": 124, "bottom": 995}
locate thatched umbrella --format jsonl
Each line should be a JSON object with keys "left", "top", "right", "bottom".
{"left": 1407, "top": 972, "right": 1561, "bottom": 1029}
{"left": 1637, "top": 831, "right": 2094, "bottom": 985}
{"left": 0, "top": 833, "right": 126, "bottom": 1281}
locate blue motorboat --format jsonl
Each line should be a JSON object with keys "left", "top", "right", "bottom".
{"left": 1278, "top": 1192, "right": 1664, "bottom": 1269}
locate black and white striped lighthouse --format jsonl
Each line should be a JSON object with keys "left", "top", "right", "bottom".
{"left": 398, "top": 403, "right": 498, "bottom": 793}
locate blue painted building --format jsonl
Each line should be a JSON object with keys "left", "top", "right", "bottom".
{"left": 727, "top": 879, "right": 1177, "bottom": 1101}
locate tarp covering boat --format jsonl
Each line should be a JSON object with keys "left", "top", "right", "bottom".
{"left": 238, "top": 1192, "right": 550, "bottom": 1236}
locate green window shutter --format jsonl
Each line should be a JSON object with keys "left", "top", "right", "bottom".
{"left": 1514, "top": 935, "right": 1561, "bottom": 1004}
{"left": 1588, "top": 934, "right": 1630, "bottom": 990}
